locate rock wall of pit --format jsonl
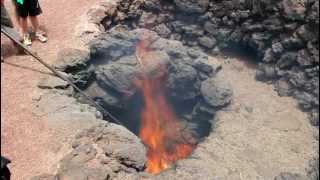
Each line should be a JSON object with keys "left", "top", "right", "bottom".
{"left": 99, "top": 0, "right": 319, "bottom": 126}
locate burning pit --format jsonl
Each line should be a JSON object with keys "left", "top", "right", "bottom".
{"left": 65, "top": 28, "right": 233, "bottom": 174}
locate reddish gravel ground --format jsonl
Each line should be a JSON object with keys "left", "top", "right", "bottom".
{"left": 1, "top": 0, "right": 99, "bottom": 179}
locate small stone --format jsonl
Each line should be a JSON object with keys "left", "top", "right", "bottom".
{"left": 282, "top": 0, "right": 306, "bottom": 20}
{"left": 200, "top": 78, "right": 233, "bottom": 107}
{"left": 38, "top": 74, "right": 69, "bottom": 89}
{"left": 173, "top": 0, "right": 210, "bottom": 13}
{"left": 274, "top": 172, "right": 308, "bottom": 180}
{"left": 297, "top": 49, "right": 313, "bottom": 66}
{"left": 275, "top": 78, "right": 293, "bottom": 97}
{"left": 54, "top": 48, "right": 90, "bottom": 72}
{"left": 277, "top": 52, "right": 298, "bottom": 69}
{"left": 198, "top": 36, "right": 217, "bottom": 49}
{"left": 204, "top": 21, "right": 217, "bottom": 34}
{"left": 211, "top": 46, "right": 221, "bottom": 55}
{"left": 272, "top": 42, "right": 284, "bottom": 55}
{"left": 153, "top": 24, "right": 171, "bottom": 38}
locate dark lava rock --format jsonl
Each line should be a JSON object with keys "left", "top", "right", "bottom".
{"left": 95, "top": 55, "right": 139, "bottom": 95}
{"left": 277, "top": 52, "right": 298, "bottom": 69}
{"left": 307, "top": 157, "right": 320, "bottom": 180}
{"left": 167, "top": 62, "right": 200, "bottom": 101}
{"left": 153, "top": 24, "right": 171, "bottom": 38}
{"left": 203, "top": 21, "right": 217, "bottom": 34}
{"left": 274, "top": 172, "right": 308, "bottom": 180}
{"left": 198, "top": 36, "right": 217, "bottom": 49}
{"left": 282, "top": 0, "right": 306, "bottom": 20}
{"left": 309, "top": 110, "right": 319, "bottom": 126}
{"left": 275, "top": 78, "right": 293, "bottom": 96}
{"left": 296, "top": 25, "right": 315, "bottom": 42}
{"left": 272, "top": 42, "right": 284, "bottom": 56}
{"left": 200, "top": 78, "right": 233, "bottom": 108}
{"left": 263, "top": 48, "right": 276, "bottom": 63}
{"left": 293, "top": 91, "right": 315, "bottom": 110}
{"left": 1, "top": 156, "right": 11, "bottom": 180}
{"left": 173, "top": 0, "right": 209, "bottom": 13}
{"left": 297, "top": 49, "right": 313, "bottom": 66}
{"left": 54, "top": 48, "right": 90, "bottom": 73}
{"left": 281, "top": 37, "right": 305, "bottom": 50}
{"left": 256, "top": 64, "right": 278, "bottom": 81}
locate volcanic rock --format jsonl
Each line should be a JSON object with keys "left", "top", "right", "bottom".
{"left": 54, "top": 48, "right": 90, "bottom": 72}
{"left": 95, "top": 55, "right": 139, "bottom": 95}
{"left": 256, "top": 64, "right": 278, "bottom": 81}
{"left": 38, "top": 73, "right": 70, "bottom": 89}
{"left": 200, "top": 77, "right": 233, "bottom": 108}
{"left": 275, "top": 78, "right": 293, "bottom": 97}
{"left": 153, "top": 24, "right": 171, "bottom": 38}
{"left": 307, "top": 157, "right": 320, "bottom": 180}
{"left": 173, "top": 0, "right": 209, "bottom": 13}
{"left": 297, "top": 49, "right": 313, "bottom": 66}
{"left": 274, "top": 172, "right": 308, "bottom": 180}
{"left": 57, "top": 165, "right": 111, "bottom": 180}
{"left": 198, "top": 36, "right": 217, "bottom": 49}
{"left": 282, "top": 0, "right": 306, "bottom": 20}
{"left": 204, "top": 21, "right": 217, "bottom": 34}
{"left": 39, "top": 123, "right": 147, "bottom": 180}
{"left": 71, "top": 28, "right": 219, "bottom": 118}
{"left": 1, "top": 156, "right": 11, "bottom": 180}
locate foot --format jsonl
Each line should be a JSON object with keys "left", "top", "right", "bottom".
{"left": 22, "top": 34, "right": 32, "bottom": 46}
{"left": 35, "top": 32, "right": 47, "bottom": 43}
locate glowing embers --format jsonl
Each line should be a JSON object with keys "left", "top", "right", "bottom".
{"left": 134, "top": 37, "right": 196, "bottom": 174}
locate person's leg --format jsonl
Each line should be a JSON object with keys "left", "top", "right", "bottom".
{"left": 20, "top": 17, "right": 32, "bottom": 46}
{"left": 14, "top": 0, "right": 31, "bottom": 46}
{"left": 11, "top": 0, "right": 21, "bottom": 29}
{"left": 29, "top": 16, "right": 39, "bottom": 32}
{"left": 29, "top": 0, "right": 47, "bottom": 42}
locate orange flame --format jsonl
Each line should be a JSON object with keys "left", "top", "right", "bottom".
{"left": 135, "top": 38, "right": 195, "bottom": 174}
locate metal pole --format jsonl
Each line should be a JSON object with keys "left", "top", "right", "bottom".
{"left": 1, "top": 26, "right": 123, "bottom": 125}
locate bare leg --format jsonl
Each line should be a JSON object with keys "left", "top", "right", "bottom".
{"left": 20, "top": 17, "right": 32, "bottom": 45}
{"left": 20, "top": 17, "right": 28, "bottom": 35}
{"left": 29, "top": 15, "right": 47, "bottom": 42}
{"left": 29, "top": 16, "right": 39, "bottom": 33}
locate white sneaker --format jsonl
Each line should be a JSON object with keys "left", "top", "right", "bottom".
{"left": 35, "top": 32, "right": 47, "bottom": 43}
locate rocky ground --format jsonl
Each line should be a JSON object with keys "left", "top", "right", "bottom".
{"left": 29, "top": 51, "right": 318, "bottom": 180}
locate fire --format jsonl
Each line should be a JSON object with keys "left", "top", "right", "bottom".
{"left": 135, "top": 37, "right": 195, "bottom": 174}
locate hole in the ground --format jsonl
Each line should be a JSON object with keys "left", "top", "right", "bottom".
{"left": 70, "top": 28, "right": 231, "bottom": 174}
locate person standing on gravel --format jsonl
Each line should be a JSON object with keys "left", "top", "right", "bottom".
{"left": 13, "top": 0, "right": 47, "bottom": 46}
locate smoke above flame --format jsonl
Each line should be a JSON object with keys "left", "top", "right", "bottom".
{"left": 134, "top": 37, "right": 196, "bottom": 174}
